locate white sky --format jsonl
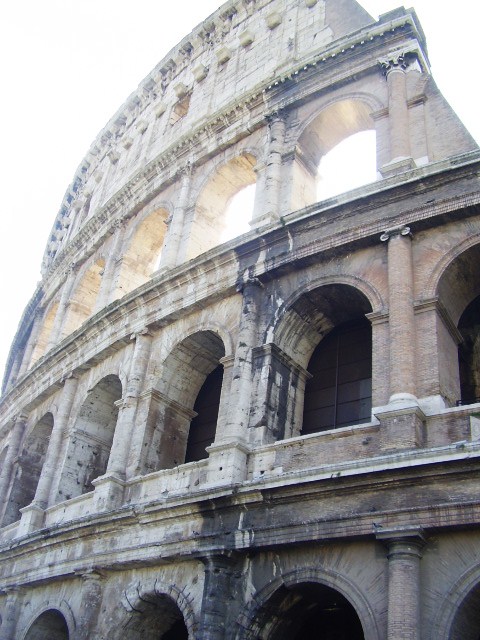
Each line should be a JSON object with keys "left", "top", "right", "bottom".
{"left": 1, "top": 0, "right": 479, "bottom": 384}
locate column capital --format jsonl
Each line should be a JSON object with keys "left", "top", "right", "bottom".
{"left": 235, "top": 274, "right": 264, "bottom": 294}
{"left": 379, "top": 47, "right": 427, "bottom": 76}
{"left": 376, "top": 526, "right": 426, "bottom": 556}
{"left": 380, "top": 225, "right": 412, "bottom": 242}
{"left": 265, "top": 108, "right": 287, "bottom": 125}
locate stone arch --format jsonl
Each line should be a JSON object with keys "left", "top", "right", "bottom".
{"left": 30, "top": 301, "right": 59, "bottom": 366}
{"left": 61, "top": 257, "right": 105, "bottom": 338}
{"left": 3, "top": 413, "right": 54, "bottom": 526}
{"left": 293, "top": 96, "right": 380, "bottom": 208}
{"left": 236, "top": 567, "right": 379, "bottom": 640}
{"left": 117, "top": 582, "right": 196, "bottom": 640}
{"left": 22, "top": 608, "right": 70, "bottom": 640}
{"left": 56, "top": 374, "right": 122, "bottom": 503}
{"left": 433, "top": 241, "right": 480, "bottom": 406}
{"left": 186, "top": 152, "right": 257, "bottom": 260}
{"left": 430, "top": 564, "right": 480, "bottom": 640}
{"left": 270, "top": 276, "right": 380, "bottom": 368}
{"left": 259, "top": 280, "right": 374, "bottom": 440}
{"left": 146, "top": 330, "right": 227, "bottom": 470}
{"left": 115, "top": 207, "right": 169, "bottom": 298}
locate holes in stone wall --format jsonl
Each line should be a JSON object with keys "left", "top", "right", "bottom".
{"left": 3, "top": 413, "right": 53, "bottom": 526}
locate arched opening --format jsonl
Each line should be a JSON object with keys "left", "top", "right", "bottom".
{"left": 294, "top": 99, "right": 376, "bottom": 211}
{"left": 187, "top": 154, "right": 256, "bottom": 260}
{"left": 24, "top": 609, "right": 69, "bottom": 640}
{"left": 61, "top": 258, "right": 105, "bottom": 338}
{"left": 436, "top": 243, "right": 480, "bottom": 406}
{"left": 119, "top": 592, "right": 188, "bottom": 640}
{"left": 56, "top": 375, "right": 122, "bottom": 503}
{"left": 221, "top": 183, "right": 256, "bottom": 243}
{"left": 449, "top": 581, "right": 480, "bottom": 640}
{"left": 115, "top": 208, "right": 169, "bottom": 299}
{"left": 252, "top": 582, "right": 365, "bottom": 640}
{"left": 317, "top": 130, "right": 377, "bottom": 200}
{"left": 185, "top": 364, "right": 223, "bottom": 462}
{"left": 303, "top": 318, "right": 372, "bottom": 434}
{"left": 458, "top": 295, "right": 480, "bottom": 405}
{"left": 270, "top": 284, "right": 372, "bottom": 439}
{"left": 3, "top": 414, "right": 53, "bottom": 526}
{"left": 30, "top": 301, "right": 59, "bottom": 366}
{"left": 143, "top": 331, "right": 225, "bottom": 473}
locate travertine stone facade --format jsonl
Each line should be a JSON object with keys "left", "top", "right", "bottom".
{"left": 1, "top": 0, "right": 480, "bottom": 638}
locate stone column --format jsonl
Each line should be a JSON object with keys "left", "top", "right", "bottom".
{"left": 0, "top": 587, "right": 22, "bottom": 640}
{"left": 47, "top": 265, "right": 78, "bottom": 348}
{"left": 206, "top": 277, "right": 261, "bottom": 484}
{"left": 95, "top": 330, "right": 152, "bottom": 509}
{"left": 94, "top": 220, "right": 125, "bottom": 310}
{"left": 76, "top": 571, "right": 104, "bottom": 640}
{"left": 162, "top": 164, "right": 192, "bottom": 268}
{"left": 380, "top": 53, "right": 415, "bottom": 176}
{"left": 381, "top": 225, "right": 417, "bottom": 405}
{"left": 18, "top": 375, "right": 79, "bottom": 534}
{"left": 198, "top": 554, "right": 237, "bottom": 640}
{"left": 377, "top": 528, "right": 425, "bottom": 640}
{"left": 252, "top": 112, "right": 286, "bottom": 227}
{"left": 0, "top": 414, "right": 28, "bottom": 526}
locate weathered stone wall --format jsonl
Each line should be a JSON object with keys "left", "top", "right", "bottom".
{"left": 1, "top": 0, "right": 480, "bottom": 638}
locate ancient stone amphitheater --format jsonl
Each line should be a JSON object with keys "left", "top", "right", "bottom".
{"left": 1, "top": 0, "right": 480, "bottom": 638}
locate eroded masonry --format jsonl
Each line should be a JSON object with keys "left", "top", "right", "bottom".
{"left": 1, "top": 0, "right": 480, "bottom": 638}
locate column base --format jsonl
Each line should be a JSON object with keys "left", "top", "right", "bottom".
{"left": 374, "top": 400, "right": 426, "bottom": 451}
{"left": 92, "top": 473, "right": 126, "bottom": 512}
{"left": 205, "top": 441, "right": 250, "bottom": 487}
{"left": 16, "top": 503, "right": 45, "bottom": 537}
{"left": 380, "top": 156, "right": 416, "bottom": 177}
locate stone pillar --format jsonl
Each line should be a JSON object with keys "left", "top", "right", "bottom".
{"left": 76, "top": 571, "right": 104, "bottom": 640}
{"left": 377, "top": 528, "right": 425, "bottom": 640}
{"left": 47, "top": 265, "right": 78, "bottom": 348}
{"left": 95, "top": 330, "right": 152, "bottom": 509}
{"left": 252, "top": 112, "right": 286, "bottom": 227}
{"left": 0, "top": 414, "right": 28, "bottom": 526}
{"left": 0, "top": 587, "right": 22, "bottom": 640}
{"left": 380, "top": 54, "right": 415, "bottom": 176}
{"left": 18, "top": 375, "right": 79, "bottom": 534}
{"left": 198, "top": 554, "right": 237, "bottom": 640}
{"left": 381, "top": 225, "right": 417, "bottom": 405}
{"left": 162, "top": 164, "right": 192, "bottom": 267}
{"left": 249, "top": 343, "right": 310, "bottom": 444}
{"left": 95, "top": 220, "right": 125, "bottom": 310}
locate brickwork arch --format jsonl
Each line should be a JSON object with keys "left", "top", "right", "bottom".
{"left": 236, "top": 567, "right": 380, "bottom": 640}
{"left": 270, "top": 277, "right": 379, "bottom": 368}
{"left": 429, "top": 563, "right": 480, "bottom": 640}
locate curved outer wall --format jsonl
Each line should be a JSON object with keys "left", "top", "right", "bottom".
{"left": 1, "top": 0, "right": 480, "bottom": 638}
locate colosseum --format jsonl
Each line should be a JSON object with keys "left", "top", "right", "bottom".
{"left": 1, "top": 0, "right": 480, "bottom": 638}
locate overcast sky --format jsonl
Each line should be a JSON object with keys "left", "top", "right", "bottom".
{"left": 1, "top": 0, "right": 479, "bottom": 384}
